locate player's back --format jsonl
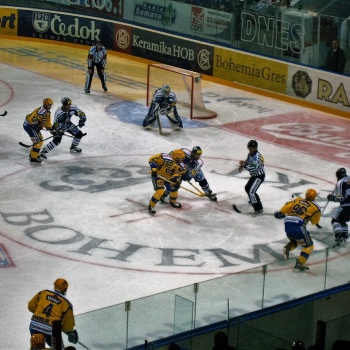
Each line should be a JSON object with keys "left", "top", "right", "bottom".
{"left": 30, "top": 289, "right": 73, "bottom": 325}
{"left": 281, "top": 197, "right": 320, "bottom": 224}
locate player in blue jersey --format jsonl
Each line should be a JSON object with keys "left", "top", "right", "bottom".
{"left": 237, "top": 140, "right": 265, "bottom": 213}
{"left": 327, "top": 168, "right": 350, "bottom": 248}
{"left": 162, "top": 146, "right": 217, "bottom": 202}
{"left": 84, "top": 40, "right": 107, "bottom": 93}
{"left": 143, "top": 84, "right": 183, "bottom": 130}
{"left": 40, "top": 97, "right": 86, "bottom": 159}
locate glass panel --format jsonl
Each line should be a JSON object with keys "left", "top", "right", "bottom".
{"left": 194, "top": 265, "right": 265, "bottom": 328}
{"left": 75, "top": 303, "right": 127, "bottom": 350}
{"left": 127, "top": 284, "right": 194, "bottom": 348}
{"left": 263, "top": 249, "right": 328, "bottom": 306}
{"left": 174, "top": 295, "right": 193, "bottom": 335}
{"left": 325, "top": 314, "right": 350, "bottom": 350}
{"left": 236, "top": 323, "right": 290, "bottom": 350}
{"left": 325, "top": 244, "right": 350, "bottom": 289}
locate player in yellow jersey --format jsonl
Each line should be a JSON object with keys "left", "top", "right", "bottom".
{"left": 23, "top": 98, "right": 53, "bottom": 164}
{"left": 274, "top": 189, "right": 321, "bottom": 271}
{"left": 148, "top": 149, "right": 186, "bottom": 214}
{"left": 28, "top": 278, "right": 79, "bottom": 348}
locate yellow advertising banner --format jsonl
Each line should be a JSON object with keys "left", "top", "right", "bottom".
{"left": 0, "top": 7, "right": 18, "bottom": 36}
{"left": 213, "top": 47, "right": 288, "bottom": 94}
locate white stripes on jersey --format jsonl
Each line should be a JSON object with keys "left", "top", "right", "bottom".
{"left": 244, "top": 151, "right": 265, "bottom": 177}
{"left": 88, "top": 46, "right": 107, "bottom": 67}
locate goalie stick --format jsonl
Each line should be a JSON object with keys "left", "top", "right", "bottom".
{"left": 156, "top": 111, "right": 171, "bottom": 136}
{"left": 0, "top": 110, "right": 7, "bottom": 117}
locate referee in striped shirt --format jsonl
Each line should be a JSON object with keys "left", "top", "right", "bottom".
{"left": 239, "top": 140, "right": 265, "bottom": 213}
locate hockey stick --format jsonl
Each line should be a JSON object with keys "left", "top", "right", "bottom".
{"left": 19, "top": 135, "right": 54, "bottom": 148}
{"left": 156, "top": 112, "right": 171, "bottom": 136}
{"left": 187, "top": 180, "right": 205, "bottom": 195}
{"left": 157, "top": 174, "right": 205, "bottom": 197}
{"left": 0, "top": 110, "right": 7, "bottom": 117}
{"left": 78, "top": 341, "right": 91, "bottom": 350}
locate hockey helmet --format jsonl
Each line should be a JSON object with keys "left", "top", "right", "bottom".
{"left": 247, "top": 139, "right": 258, "bottom": 149}
{"left": 192, "top": 146, "right": 203, "bottom": 155}
{"left": 171, "top": 149, "right": 185, "bottom": 162}
{"left": 336, "top": 167, "right": 347, "bottom": 180}
{"left": 43, "top": 98, "right": 53, "bottom": 109}
{"left": 61, "top": 97, "right": 72, "bottom": 106}
{"left": 305, "top": 189, "right": 317, "bottom": 201}
{"left": 54, "top": 278, "right": 69, "bottom": 295}
{"left": 96, "top": 39, "right": 102, "bottom": 45}
{"left": 30, "top": 333, "right": 45, "bottom": 348}
{"left": 291, "top": 340, "right": 306, "bottom": 350}
{"left": 161, "top": 84, "right": 171, "bottom": 96}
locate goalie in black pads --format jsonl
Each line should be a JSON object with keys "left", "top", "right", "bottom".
{"left": 143, "top": 84, "right": 183, "bottom": 130}
{"left": 327, "top": 167, "right": 350, "bottom": 249}
{"left": 40, "top": 97, "right": 87, "bottom": 159}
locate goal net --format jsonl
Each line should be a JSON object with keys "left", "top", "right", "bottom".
{"left": 147, "top": 63, "right": 217, "bottom": 120}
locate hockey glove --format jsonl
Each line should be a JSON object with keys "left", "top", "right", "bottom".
{"left": 151, "top": 168, "right": 158, "bottom": 179}
{"left": 274, "top": 211, "right": 285, "bottom": 219}
{"left": 67, "top": 330, "right": 79, "bottom": 344}
{"left": 78, "top": 120, "right": 85, "bottom": 128}
{"left": 327, "top": 194, "right": 336, "bottom": 202}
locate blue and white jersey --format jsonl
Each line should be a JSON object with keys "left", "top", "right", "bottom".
{"left": 181, "top": 148, "right": 203, "bottom": 172}
{"left": 244, "top": 151, "right": 265, "bottom": 177}
{"left": 54, "top": 105, "right": 86, "bottom": 131}
{"left": 87, "top": 46, "right": 107, "bottom": 67}
{"left": 335, "top": 176, "right": 350, "bottom": 206}
{"left": 152, "top": 89, "right": 177, "bottom": 109}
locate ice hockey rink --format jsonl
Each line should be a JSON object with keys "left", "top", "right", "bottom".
{"left": 1, "top": 37, "right": 350, "bottom": 350}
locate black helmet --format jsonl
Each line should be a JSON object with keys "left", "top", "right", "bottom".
{"left": 247, "top": 140, "right": 258, "bottom": 148}
{"left": 336, "top": 167, "right": 347, "bottom": 180}
{"left": 96, "top": 40, "right": 102, "bottom": 45}
{"left": 291, "top": 340, "right": 306, "bottom": 350}
{"left": 192, "top": 146, "right": 202, "bottom": 155}
{"left": 61, "top": 97, "right": 72, "bottom": 105}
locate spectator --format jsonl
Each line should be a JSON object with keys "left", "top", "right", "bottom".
{"left": 324, "top": 39, "right": 347, "bottom": 74}
{"left": 213, "top": 331, "right": 236, "bottom": 350}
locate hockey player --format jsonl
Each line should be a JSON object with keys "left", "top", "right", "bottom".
{"left": 327, "top": 167, "right": 350, "bottom": 248}
{"left": 28, "top": 278, "right": 79, "bottom": 348}
{"left": 148, "top": 149, "right": 186, "bottom": 214}
{"left": 84, "top": 39, "right": 107, "bottom": 93}
{"left": 162, "top": 146, "right": 217, "bottom": 202}
{"left": 274, "top": 189, "right": 321, "bottom": 271}
{"left": 238, "top": 140, "right": 265, "bottom": 213}
{"left": 23, "top": 98, "right": 53, "bottom": 164}
{"left": 40, "top": 97, "right": 86, "bottom": 159}
{"left": 143, "top": 84, "right": 183, "bottom": 130}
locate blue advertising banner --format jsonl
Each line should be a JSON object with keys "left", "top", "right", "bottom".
{"left": 130, "top": 27, "right": 214, "bottom": 75}
{"left": 17, "top": 9, "right": 114, "bottom": 48}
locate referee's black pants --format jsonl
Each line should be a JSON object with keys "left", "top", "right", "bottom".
{"left": 245, "top": 174, "right": 265, "bottom": 212}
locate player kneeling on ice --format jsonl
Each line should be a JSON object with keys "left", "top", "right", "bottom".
{"left": 40, "top": 97, "right": 87, "bottom": 159}
{"left": 327, "top": 167, "right": 350, "bottom": 249}
{"left": 143, "top": 84, "right": 183, "bottom": 130}
{"left": 274, "top": 189, "right": 321, "bottom": 271}
{"left": 148, "top": 149, "right": 186, "bottom": 214}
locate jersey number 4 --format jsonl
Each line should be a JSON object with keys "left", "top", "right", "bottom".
{"left": 43, "top": 304, "right": 53, "bottom": 317}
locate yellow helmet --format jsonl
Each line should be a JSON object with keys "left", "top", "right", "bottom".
{"left": 43, "top": 98, "right": 53, "bottom": 106}
{"left": 54, "top": 278, "right": 69, "bottom": 294}
{"left": 170, "top": 149, "right": 185, "bottom": 162}
{"left": 305, "top": 189, "right": 317, "bottom": 201}
{"left": 30, "top": 333, "right": 45, "bottom": 348}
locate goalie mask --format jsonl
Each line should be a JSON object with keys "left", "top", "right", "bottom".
{"left": 305, "top": 189, "right": 317, "bottom": 201}
{"left": 161, "top": 84, "right": 171, "bottom": 96}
